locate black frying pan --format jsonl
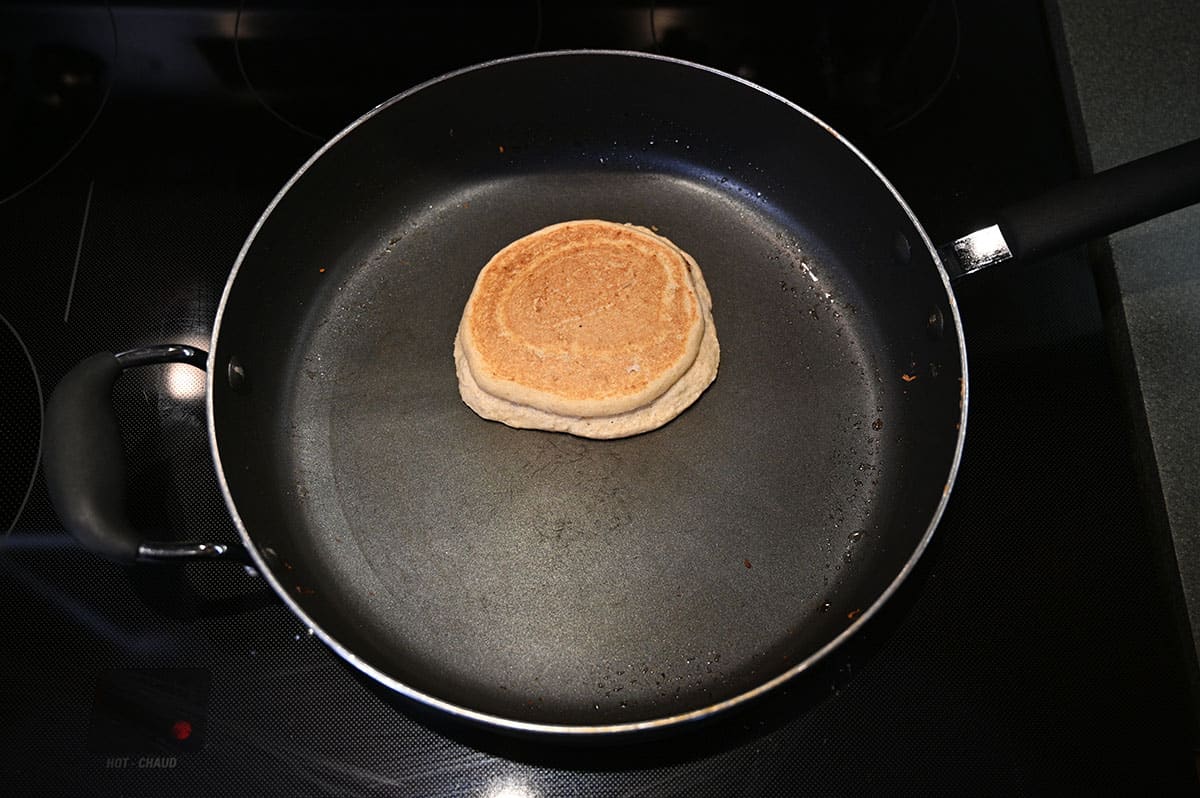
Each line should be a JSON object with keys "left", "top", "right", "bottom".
{"left": 42, "top": 52, "right": 1200, "bottom": 735}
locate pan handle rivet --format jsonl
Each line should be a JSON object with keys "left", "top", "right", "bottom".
{"left": 227, "top": 356, "right": 247, "bottom": 391}
{"left": 927, "top": 307, "right": 944, "bottom": 339}
{"left": 892, "top": 232, "right": 911, "bottom": 266}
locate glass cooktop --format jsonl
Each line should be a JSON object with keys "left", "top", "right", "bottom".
{"left": 1, "top": 2, "right": 1195, "bottom": 794}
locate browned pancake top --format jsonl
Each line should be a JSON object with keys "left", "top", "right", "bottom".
{"left": 461, "top": 220, "right": 705, "bottom": 416}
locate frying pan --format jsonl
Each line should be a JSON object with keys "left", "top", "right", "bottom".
{"left": 42, "top": 52, "right": 1200, "bottom": 735}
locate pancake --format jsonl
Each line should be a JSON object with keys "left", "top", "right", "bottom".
{"left": 454, "top": 220, "right": 719, "bottom": 439}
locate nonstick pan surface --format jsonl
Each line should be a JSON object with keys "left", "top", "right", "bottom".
{"left": 208, "top": 51, "right": 966, "bottom": 733}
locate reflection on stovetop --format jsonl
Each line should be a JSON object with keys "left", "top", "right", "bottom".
{"left": 0, "top": 1, "right": 1196, "bottom": 794}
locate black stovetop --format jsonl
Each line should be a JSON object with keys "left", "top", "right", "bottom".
{"left": 1, "top": 2, "right": 1196, "bottom": 794}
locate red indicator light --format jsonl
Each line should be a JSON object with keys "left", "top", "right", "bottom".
{"left": 171, "top": 719, "right": 193, "bottom": 741}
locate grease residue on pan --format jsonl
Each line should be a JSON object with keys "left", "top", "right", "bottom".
{"left": 276, "top": 168, "right": 889, "bottom": 724}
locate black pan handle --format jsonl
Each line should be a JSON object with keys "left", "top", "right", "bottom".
{"left": 42, "top": 345, "right": 244, "bottom": 564}
{"left": 942, "top": 137, "right": 1200, "bottom": 277}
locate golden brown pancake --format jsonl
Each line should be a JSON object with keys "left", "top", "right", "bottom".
{"left": 455, "top": 220, "right": 719, "bottom": 439}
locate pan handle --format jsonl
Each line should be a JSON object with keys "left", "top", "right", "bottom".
{"left": 42, "top": 345, "right": 245, "bottom": 564}
{"left": 942, "top": 137, "right": 1200, "bottom": 277}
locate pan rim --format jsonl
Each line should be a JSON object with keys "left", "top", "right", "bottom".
{"left": 207, "top": 48, "right": 969, "bottom": 736}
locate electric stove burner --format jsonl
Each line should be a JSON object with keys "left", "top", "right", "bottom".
{"left": 0, "top": 314, "right": 42, "bottom": 535}
{"left": 226, "top": 1, "right": 548, "bottom": 143}
{"left": 0, "top": 3, "right": 116, "bottom": 205}
{"left": 815, "top": 0, "right": 962, "bottom": 134}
